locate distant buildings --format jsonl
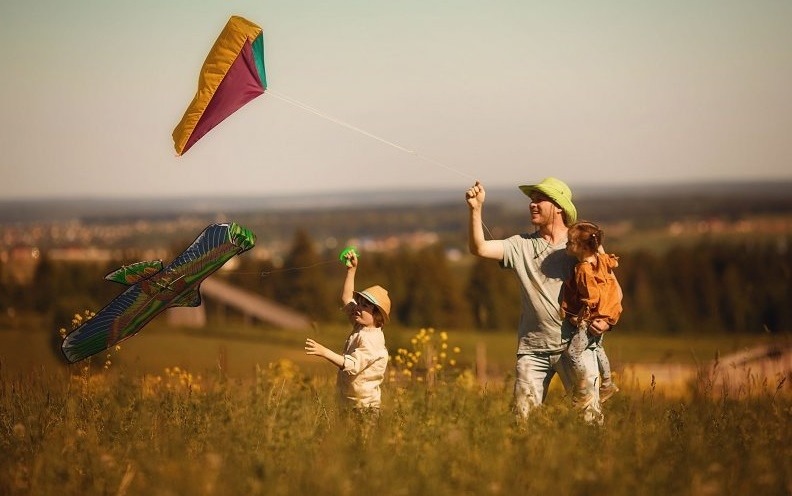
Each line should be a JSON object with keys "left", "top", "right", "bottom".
{"left": 0, "top": 245, "right": 39, "bottom": 285}
{"left": 0, "top": 216, "right": 462, "bottom": 287}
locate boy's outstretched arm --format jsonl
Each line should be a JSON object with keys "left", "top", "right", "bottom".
{"left": 305, "top": 338, "right": 345, "bottom": 368}
{"left": 341, "top": 250, "right": 358, "bottom": 305}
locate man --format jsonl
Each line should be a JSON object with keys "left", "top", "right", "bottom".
{"left": 465, "top": 177, "right": 606, "bottom": 422}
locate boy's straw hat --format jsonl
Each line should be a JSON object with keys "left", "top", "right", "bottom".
{"left": 518, "top": 177, "right": 577, "bottom": 225}
{"left": 354, "top": 285, "right": 391, "bottom": 323}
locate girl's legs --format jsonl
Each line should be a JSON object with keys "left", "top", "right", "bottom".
{"left": 595, "top": 336, "right": 612, "bottom": 386}
{"left": 564, "top": 322, "right": 595, "bottom": 397}
{"left": 595, "top": 335, "right": 619, "bottom": 402}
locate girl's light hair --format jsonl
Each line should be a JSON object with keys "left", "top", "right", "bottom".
{"left": 568, "top": 221, "right": 603, "bottom": 254}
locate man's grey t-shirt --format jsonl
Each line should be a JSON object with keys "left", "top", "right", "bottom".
{"left": 501, "top": 232, "right": 575, "bottom": 354}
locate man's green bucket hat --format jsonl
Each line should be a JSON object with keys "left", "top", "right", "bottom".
{"left": 518, "top": 177, "right": 577, "bottom": 225}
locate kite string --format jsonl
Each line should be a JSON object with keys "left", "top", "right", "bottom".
{"left": 266, "top": 90, "right": 494, "bottom": 239}
{"left": 267, "top": 90, "right": 478, "bottom": 183}
{"left": 231, "top": 260, "right": 337, "bottom": 277}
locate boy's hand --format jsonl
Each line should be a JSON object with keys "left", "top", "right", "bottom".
{"left": 305, "top": 338, "right": 346, "bottom": 369}
{"left": 305, "top": 338, "right": 328, "bottom": 357}
{"left": 338, "top": 247, "right": 360, "bottom": 268}
{"left": 344, "top": 250, "right": 358, "bottom": 268}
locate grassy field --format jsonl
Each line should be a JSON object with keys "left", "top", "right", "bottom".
{"left": 1, "top": 324, "right": 790, "bottom": 494}
{"left": 0, "top": 321, "right": 782, "bottom": 376}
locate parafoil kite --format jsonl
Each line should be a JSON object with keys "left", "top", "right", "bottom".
{"left": 172, "top": 16, "right": 267, "bottom": 155}
{"left": 61, "top": 223, "right": 256, "bottom": 363}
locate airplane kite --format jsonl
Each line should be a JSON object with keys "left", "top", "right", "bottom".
{"left": 172, "top": 15, "right": 267, "bottom": 155}
{"left": 61, "top": 223, "right": 256, "bottom": 363}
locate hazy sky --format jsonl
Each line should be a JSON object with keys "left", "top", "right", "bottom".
{"left": 1, "top": 0, "right": 791, "bottom": 200}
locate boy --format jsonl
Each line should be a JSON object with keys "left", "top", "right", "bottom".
{"left": 305, "top": 250, "right": 390, "bottom": 410}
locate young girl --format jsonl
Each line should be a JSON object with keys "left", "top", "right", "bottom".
{"left": 305, "top": 250, "right": 391, "bottom": 411}
{"left": 562, "top": 221, "right": 623, "bottom": 404}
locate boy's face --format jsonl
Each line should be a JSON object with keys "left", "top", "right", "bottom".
{"left": 353, "top": 298, "right": 378, "bottom": 327}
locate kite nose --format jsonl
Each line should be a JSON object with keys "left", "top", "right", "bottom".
{"left": 229, "top": 223, "right": 257, "bottom": 250}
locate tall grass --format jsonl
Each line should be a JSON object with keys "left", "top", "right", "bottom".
{"left": 1, "top": 355, "right": 789, "bottom": 495}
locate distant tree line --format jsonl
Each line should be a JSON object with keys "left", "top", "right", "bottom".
{"left": 228, "top": 230, "right": 792, "bottom": 334}
{"left": 1, "top": 231, "right": 790, "bottom": 334}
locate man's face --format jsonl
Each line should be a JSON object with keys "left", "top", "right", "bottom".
{"left": 528, "top": 192, "right": 558, "bottom": 226}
